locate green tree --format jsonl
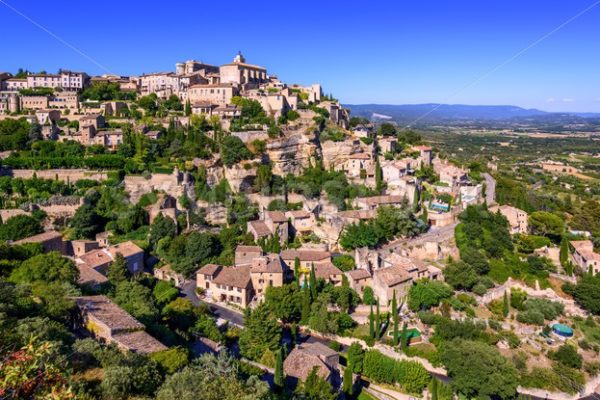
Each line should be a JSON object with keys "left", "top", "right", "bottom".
{"left": 239, "top": 303, "right": 281, "bottom": 361}
{"left": 369, "top": 304, "right": 375, "bottom": 339}
{"left": 529, "top": 211, "right": 565, "bottom": 241}
{"left": 392, "top": 291, "right": 399, "bottom": 345}
{"left": 400, "top": 322, "right": 408, "bottom": 351}
{"left": 0, "top": 215, "right": 43, "bottom": 241}
{"left": 299, "top": 367, "right": 337, "bottom": 400}
{"left": 274, "top": 349, "right": 284, "bottom": 391}
{"left": 114, "top": 280, "right": 159, "bottom": 325}
{"left": 151, "top": 347, "right": 189, "bottom": 374}
{"left": 70, "top": 203, "right": 102, "bottom": 240}
{"left": 407, "top": 280, "right": 453, "bottom": 311}
{"left": 107, "top": 252, "right": 130, "bottom": 283}
{"left": 347, "top": 342, "right": 364, "bottom": 373}
{"left": 10, "top": 251, "right": 78, "bottom": 284}
{"left": 560, "top": 236, "right": 569, "bottom": 266}
{"left": 294, "top": 256, "right": 301, "bottom": 281}
{"left": 551, "top": 344, "right": 582, "bottom": 369}
{"left": 309, "top": 263, "right": 318, "bottom": 301}
{"left": 502, "top": 291, "right": 510, "bottom": 317}
{"left": 220, "top": 136, "right": 253, "bottom": 167}
{"left": 441, "top": 339, "right": 518, "bottom": 399}
{"left": 149, "top": 213, "right": 177, "bottom": 250}
{"left": 342, "top": 364, "right": 353, "bottom": 397}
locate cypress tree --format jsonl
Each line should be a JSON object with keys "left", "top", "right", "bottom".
{"left": 301, "top": 285, "right": 311, "bottom": 323}
{"left": 392, "top": 291, "right": 399, "bottom": 346}
{"left": 400, "top": 321, "right": 408, "bottom": 351}
{"left": 342, "top": 364, "right": 353, "bottom": 397}
{"left": 369, "top": 304, "right": 375, "bottom": 339}
{"left": 560, "top": 236, "right": 569, "bottom": 267}
{"left": 294, "top": 257, "right": 301, "bottom": 283}
{"left": 375, "top": 300, "right": 381, "bottom": 339}
{"left": 309, "top": 263, "right": 318, "bottom": 301}
{"left": 375, "top": 158, "right": 383, "bottom": 191}
{"left": 274, "top": 349, "right": 284, "bottom": 391}
{"left": 185, "top": 99, "right": 191, "bottom": 116}
{"left": 431, "top": 377, "right": 439, "bottom": 400}
{"left": 502, "top": 291, "right": 510, "bottom": 317}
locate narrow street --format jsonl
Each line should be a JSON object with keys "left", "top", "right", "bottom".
{"left": 180, "top": 280, "right": 245, "bottom": 326}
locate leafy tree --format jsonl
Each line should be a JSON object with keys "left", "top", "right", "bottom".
{"left": 0, "top": 214, "right": 43, "bottom": 241}
{"left": 551, "top": 344, "right": 582, "bottom": 369}
{"left": 362, "top": 350, "right": 429, "bottom": 393}
{"left": 332, "top": 254, "right": 355, "bottom": 272}
{"left": 149, "top": 213, "right": 177, "bottom": 250}
{"left": 265, "top": 284, "right": 302, "bottom": 323}
{"left": 407, "top": 280, "right": 453, "bottom": 311}
{"left": 563, "top": 275, "right": 600, "bottom": 315}
{"left": 114, "top": 280, "right": 159, "bottom": 325}
{"left": 378, "top": 123, "right": 396, "bottom": 137}
{"left": 443, "top": 261, "right": 479, "bottom": 291}
{"left": 529, "top": 211, "right": 565, "bottom": 241}
{"left": 220, "top": 136, "right": 253, "bottom": 167}
{"left": 441, "top": 339, "right": 518, "bottom": 399}
{"left": 10, "top": 251, "right": 78, "bottom": 284}
{"left": 70, "top": 203, "right": 103, "bottom": 240}
{"left": 298, "top": 367, "right": 337, "bottom": 400}
{"left": 362, "top": 286, "right": 376, "bottom": 305}
{"left": 162, "top": 298, "right": 197, "bottom": 331}
{"left": 347, "top": 342, "right": 365, "bottom": 373}
{"left": 150, "top": 347, "right": 189, "bottom": 374}
{"left": 239, "top": 303, "right": 281, "bottom": 361}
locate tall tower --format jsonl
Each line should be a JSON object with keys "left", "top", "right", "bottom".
{"left": 233, "top": 51, "right": 246, "bottom": 64}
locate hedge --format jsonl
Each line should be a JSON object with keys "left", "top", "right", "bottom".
{"left": 362, "top": 350, "right": 429, "bottom": 394}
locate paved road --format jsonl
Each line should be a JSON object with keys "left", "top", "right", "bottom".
{"left": 181, "top": 281, "right": 245, "bottom": 326}
{"left": 482, "top": 172, "right": 496, "bottom": 206}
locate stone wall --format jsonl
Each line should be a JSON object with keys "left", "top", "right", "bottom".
{"left": 0, "top": 168, "right": 108, "bottom": 182}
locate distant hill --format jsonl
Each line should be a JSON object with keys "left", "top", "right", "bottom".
{"left": 344, "top": 103, "right": 600, "bottom": 126}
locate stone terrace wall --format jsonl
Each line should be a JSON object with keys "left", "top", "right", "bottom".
{"left": 0, "top": 168, "right": 108, "bottom": 182}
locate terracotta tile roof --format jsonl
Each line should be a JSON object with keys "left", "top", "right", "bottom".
{"left": 284, "top": 348, "right": 330, "bottom": 382}
{"left": 197, "top": 263, "right": 222, "bottom": 277}
{"left": 265, "top": 211, "right": 287, "bottom": 223}
{"left": 374, "top": 265, "right": 412, "bottom": 287}
{"left": 75, "top": 295, "right": 144, "bottom": 331}
{"left": 107, "top": 241, "right": 143, "bottom": 259}
{"left": 348, "top": 153, "right": 371, "bottom": 160}
{"left": 251, "top": 254, "right": 285, "bottom": 274}
{"left": 314, "top": 262, "right": 342, "bottom": 279}
{"left": 212, "top": 265, "right": 252, "bottom": 289}
{"left": 78, "top": 249, "right": 112, "bottom": 270}
{"left": 286, "top": 210, "right": 311, "bottom": 219}
{"left": 336, "top": 210, "right": 376, "bottom": 220}
{"left": 235, "top": 245, "right": 263, "bottom": 254}
{"left": 283, "top": 342, "right": 336, "bottom": 382}
{"left": 248, "top": 220, "right": 272, "bottom": 237}
{"left": 13, "top": 230, "right": 62, "bottom": 245}
{"left": 347, "top": 269, "right": 371, "bottom": 280}
{"left": 280, "top": 249, "right": 331, "bottom": 263}
{"left": 112, "top": 330, "right": 167, "bottom": 354}
{"left": 359, "top": 195, "right": 405, "bottom": 206}
{"left": 77, "top": 264, "right": 109, "bottom": 287}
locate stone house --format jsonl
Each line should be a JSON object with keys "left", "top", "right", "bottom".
{"left": 154, "top": 264, "right": 185, "bottom": 288}
{"left": 284, "top": 342, "right": 339, "bottom": 385}
{"left": 353, "top": 195, "right": 406, "bottom": 211}
{"left": 77, "top": 241, "right": 144, "bottom": 276}
{"left": 74, "top": 295, "right": 166, "bottom": 354}
{"left": 570, "top": 240, "right": 600, "bottom": 275}
{"left": 247, "top": 211, "right": 289, "bottom": 244}
{"left": 234, "top": 245, "right": 263, "bottom": 266}
{"left": 280, "top": 249, "right": 332, "bottom": 270}
{"left": 196, "top": 264, "right": 254, "bottom": 308}
{"left": 13, "top": 230, "right": 64, "bottom": 254}
{"left": 491, "top": 205, "right": 528, "bottom": 234}
{"left": 285, "top": 210, "right": 316, "bottom": 235}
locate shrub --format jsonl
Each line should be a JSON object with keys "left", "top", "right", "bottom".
{"left": 362, "top": 350, "right": 429, "bottom": 394}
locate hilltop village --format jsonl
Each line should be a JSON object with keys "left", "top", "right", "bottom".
{"left": 1, "top": 54, "right": 600, "bottom": 400}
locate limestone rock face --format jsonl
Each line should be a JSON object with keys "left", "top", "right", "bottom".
{"left": 224, "top": 162, "right": 257, "bottom": 193}
{"left": 320, "top": 139, "right": 361, "bottom": 170}
{"left": 266, "top": 129, "right": 319, "bottom": 176}
{"left": 123, "top": 169, "right": 195, "bottom": 204}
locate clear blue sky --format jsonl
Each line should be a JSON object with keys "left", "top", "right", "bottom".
{"left": 2, "top": 0, "right": 600, "bottom": 112}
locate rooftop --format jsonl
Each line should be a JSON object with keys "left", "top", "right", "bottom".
{"left": 75, "top": 295, "right": 144, "bottom": 332}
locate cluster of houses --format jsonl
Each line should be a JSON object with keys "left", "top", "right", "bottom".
{"left": 0, "top": 52, "right": 348, "bottom": 147}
